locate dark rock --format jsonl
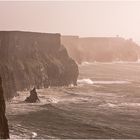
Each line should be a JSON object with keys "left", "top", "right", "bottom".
{"left": 25, "top": 88, "right": 40, "bottom": 103}
{"left": 0, "top": 77, "right": 9, "bottom": 139}
{"left": 0, "top": 31, "right": 79, "bottom": 99}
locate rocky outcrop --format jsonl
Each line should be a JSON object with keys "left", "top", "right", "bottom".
{"left": 0, "top": 77, "right": 9, "bottom": 139}
{"left": 61, "top": 36, "right": 140, "bottom": 64}
{"left": 25, "top": 88, "right": 40, "bottom": 103}
{"left": 0, "top": 31, "right": 79, "bottom": 99}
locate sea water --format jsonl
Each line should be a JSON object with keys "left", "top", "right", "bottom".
{"left": 7, "top": 62, "right": 140, "bottom": 139}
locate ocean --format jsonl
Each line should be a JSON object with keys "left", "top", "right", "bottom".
{"left": 7, "top": 62, "right": 140, "bottom": 139}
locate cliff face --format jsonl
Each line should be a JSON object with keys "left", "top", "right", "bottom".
{"left": 0, "top": 31, "right": 79, "bottom": 99}
{"left": 61, "top": 36, "right": 82, "bottom": 64}
{"left": 61, "top": 36, "right": 140, "bottom": 64}
{"left": 0, "top": 77, "right": 9, "bottom": 139}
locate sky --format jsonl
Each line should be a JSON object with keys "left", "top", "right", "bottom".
{"left": 0, "top": 1, "right": 140, "bottom": 44}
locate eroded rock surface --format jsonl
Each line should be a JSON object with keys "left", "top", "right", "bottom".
{"left": 0, "top": 77, "right": 9, "bottom": 139}
{"left": 0, "top": 31, "right": 79, "bottom": 99}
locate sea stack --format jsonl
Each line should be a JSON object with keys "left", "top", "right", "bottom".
{"left": 0, "top": 77, "right": 9, "bottom": 139}
{"left": 25, "top": 88, "right": 40, "bottom": 103}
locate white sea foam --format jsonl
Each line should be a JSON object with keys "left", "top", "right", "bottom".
{"left": 106, "top": 103, "right": 117, "bottom": 107}
{"left": 78, "top": 78, "right": 129, "bottom": 85}
{"left": 120, "top": 103, "right": 140, "bottom": 107}
{"left": 80, "top": 61, "right": 94, "bottom": 66}
{"left": 77, "top": 79, "right": 94, "bottom": 85}
{"left": 100, "top": 102, "right": 140, "bottom": 108}
{"left": 32, "top": 132, "right": 37, "bottom": 138}
{"left": 48, "top": 98, "right": 60, "bottom": 104}
{"left": 80, "top": 60, "right": 140, "bottom": 66}
{"left": 93, "top": 80, "right": 129, "bottom": 84}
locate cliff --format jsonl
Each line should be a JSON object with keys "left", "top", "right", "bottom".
{"left": 61, "top": 36, "right": 140, "bottom": 63}
{"left": 0, "top": 31, "right": 79, "bottom": 99}
{"left": 0, "top": 77, "right": 9, "bottom": 139}
{"left": 61, "top": 36, "right": 82, "bottom": 64}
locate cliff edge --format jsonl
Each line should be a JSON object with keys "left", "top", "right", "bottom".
{"left": 0, "top": 31, "right": 79, "bottom": 99}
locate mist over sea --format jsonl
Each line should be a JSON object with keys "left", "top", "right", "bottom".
{"left": 7, "top": 62, "right": 140, "bottom": 139}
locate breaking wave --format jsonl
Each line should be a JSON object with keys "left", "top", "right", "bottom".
{"left": 77, "top": 78, "right": 130, "bottom": 85}
{"left": 80, "top": 60, "right": 140, "bottom": 66}
{"left": 100, "top": 103, "right": 140, "bottom": 108}
{"left": 80, "top": 61, "right": 94, "bottom": 66}
{"left": 77, "top": 79, "right": 93, "bottom": 84}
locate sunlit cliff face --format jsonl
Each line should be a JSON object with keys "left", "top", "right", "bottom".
{"left": 0, "top": 1, "right": 140, "bottom": 44}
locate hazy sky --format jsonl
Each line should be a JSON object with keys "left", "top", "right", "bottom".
{"left": 1, "top": 1, "right": 140, "bottom": 44}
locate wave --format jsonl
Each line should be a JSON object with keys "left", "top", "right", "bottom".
{"left": 120, "top": 103, "right": 140, "bottom": 107}
{"left": 32, "top": 132, "right": 37, "bottom": 138}
{"left": 77, "top": 78, "right": 130, "bottom": 85}
{"left": 100, "top": 102, "right": 140, "bottom": 108}
{"left": 93, "top": 80, "right": 130, "bottom": 84}
{"left": 80, "top": 61, "right": 95, "bottom": 66}
{"left": 77, "top": 79, "right": 93, "bottom": 85}
{"left": 80, "top": 60, "right": 140, "bottom": 66}
{"left": 113, "top": 60, "right": 140, "bottom": 64}
{"left": 10, "top": 130, "right": 55, "bottom": 139}
{"left": 47, "top": 97, "right": 60, "bottom": 104}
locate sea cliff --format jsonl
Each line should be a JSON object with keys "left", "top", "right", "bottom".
{"left": 61, "top": 36, "right": 140, "bottom": 64}
{"left": 0, "top": 31, "right": 79, "bottom": 99}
